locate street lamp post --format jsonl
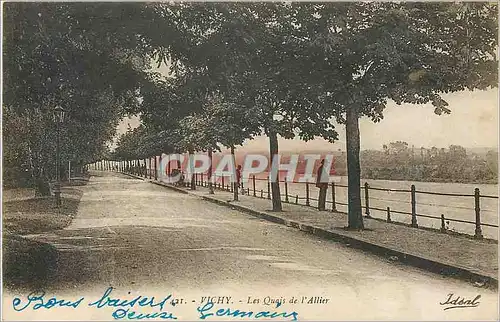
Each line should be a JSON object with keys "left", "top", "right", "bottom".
{"left": 53, "top": 105, "right": 66, "bottom": 206}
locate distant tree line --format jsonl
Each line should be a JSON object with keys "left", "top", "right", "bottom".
{"left": 334, "top": 141, "right": 497, "bottom": 184}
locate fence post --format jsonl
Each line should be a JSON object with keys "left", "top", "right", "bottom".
{"left": 260, "top": 189, "right": 263, "bottom": 198}
{"left": 222, "top": 176, "right": 225, "bottom": 190}
{"left": 267, "top": 179, "right": 271, "bottom": 199}
{"left": 284, "top": 179, "right": 289, "bottom": 203}
{"left": 440, "top": 214, "right": 446, "bottom": 233}
{"left": 144, "top": 159, "right": 147, "bottom": 178}
{"left": 252, "top": 175, "right": 256, "bottom": 197}
{"left": 331, "top": 182, "right": 337, "bottom": 212}
{"left": 474, "top": 188, "right": 483, "bottom": 239}
{"left": 305, "top": 182, "right": 310, "bottom": 206}
{"left": 411, "top": 184, "right": 418, "bottom": 227}
{"left": 386, "top": 207, "right": 391, "bottom": 223}
{"left": 295, "top": 195, "right": 298, "bottom": 205}
{"left": 364, "top": 182, "right": 371, "bottom": 218}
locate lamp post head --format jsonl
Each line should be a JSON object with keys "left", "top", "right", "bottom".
{"left": 53, "top": 105, "right": 66, "bottom": 124}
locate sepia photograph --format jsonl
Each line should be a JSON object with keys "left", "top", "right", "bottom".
{"left": 2, "top": 1, "right": 499, "bottom": 321}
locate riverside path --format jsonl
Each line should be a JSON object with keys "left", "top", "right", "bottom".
{"left": 3, "top": 171, "right": 498, "bottom": 321}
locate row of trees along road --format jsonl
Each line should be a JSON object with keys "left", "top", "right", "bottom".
{"left": 3, "top": 3, "right": 157, "bottom": 193}
{"left": 5, "top": 3, "right": 497, "bottom": 230}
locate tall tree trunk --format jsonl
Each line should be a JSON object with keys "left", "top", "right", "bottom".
{"left": 32, "top": 151, "right": 51, "bottom": 196}
{"left": 189, "top": 148, "right": 196, "bottom": 190}
{"left": 346, "top": 105, "right": 364, "bottom": 229}
{"left": 231, "top": 145, "right": 238, "bottom": 201}
{"left": 34, "top": 166, "right": 51, "bottom": 196}
{"left": 268, "top": 130, "right": 282, "bottom": 211}
{"left": 208, "top": 149, "right": 214, "bottom": 194}
{"left": 167, "top": 155, "right": 171, "bottom": 176}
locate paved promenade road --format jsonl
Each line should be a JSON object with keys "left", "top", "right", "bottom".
{"left": 3, "top": 172, "right": 498, "bottom": 321}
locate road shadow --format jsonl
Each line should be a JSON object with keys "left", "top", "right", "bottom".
{"left": 3, "top": 234, "right": 59, "bottom": 292}
{"left": 2, "top": 225, "right": 187, "bottom": 293}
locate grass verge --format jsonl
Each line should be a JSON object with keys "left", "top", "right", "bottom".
{"left": 3, "top": 178, "right": 88, "bottom": 291}
{"left": 3, "top": 179, "right": 87, "bottom": 235}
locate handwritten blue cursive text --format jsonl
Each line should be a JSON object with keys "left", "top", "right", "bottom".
{"left": 12, "top": 291, "right": 84, "bottom": 312}
{"left": 197, "top": 302, "right": 298, "bottom": 321}
{"left": 88, "top": 287, "right": 172, "bottom": 312}
{"left": 112, "top": 309, "right": 177, "bottom": 320}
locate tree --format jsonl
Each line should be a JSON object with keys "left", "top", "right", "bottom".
{"left": 3, "top": 3, "right": 156, "bottom": 193}
{"left": 143, "top": 3, "right": 340, "bottom": 210}
{"left": 178, "top": 94, "right": 260, "bottom": 198}
{"left": 301, "top": 2, "right": 497, "bottom": 229}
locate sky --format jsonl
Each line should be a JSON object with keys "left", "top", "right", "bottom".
{"left": 116, "top": 88, "right": 498, "bottom": 152}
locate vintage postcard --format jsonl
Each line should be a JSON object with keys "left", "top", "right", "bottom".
{"left": 2, "top": 1, "right": 499, "bottom": 321}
